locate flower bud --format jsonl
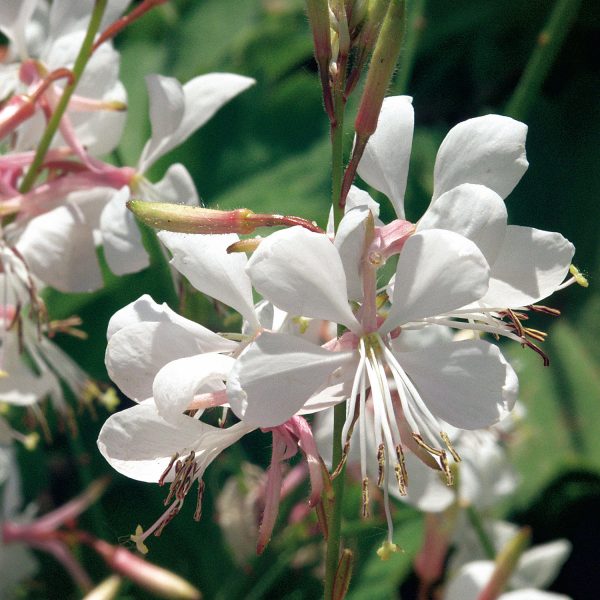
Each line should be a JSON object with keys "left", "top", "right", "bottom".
{"left": 355, "top": 0, "right": 406, "bottom": 138}
{"left": 479, "top": 527, "right": 531, "bottom": 600}
{"left": 92, "top": 539, "right": 202, "bottom": 600}
{"left": 128, "top": 200, "right": 256, "bottom": 234}
{"left": 332, "top": 548, "right": 354, "bottom": 600}
{"left": 82, "top": 576, "right": 122, "bottom": 600}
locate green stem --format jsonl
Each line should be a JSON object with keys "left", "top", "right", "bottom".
{"left": 505, "top": 0, "right": 582, "bottom": 120}
{"left": 465, "top": 505, "right": 496, "bottom": 560}
{"left": 324, "top": 59, "right": 347, "bottom": 598}
{"left": 394, "top": 0, "right": 426, "bottom": 94}
{"left": 324, "top": 403, "right": 347, "bottom": 599}
{"left": 19, "top": 0, "right": 108, "bottom": 193}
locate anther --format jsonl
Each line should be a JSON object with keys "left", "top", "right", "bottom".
{"left": 394, "top": 445, "right": 408, "bottom": 495}
{"left": 440, "top": 431, "right": 461, "bottom": 463}
{"left": 194, "top": 480, "right": 205, "bottom": 522}
{"left": 376, "top": 443, "right": 385, "bottom": 487}
{"left": 440, "top": 451, "right": 453, "bottom": 486}
{"left": 412, "top": 433, "right": 443, "bottom": 457}
{"left": 158, "top": 452, "right": 179, "bottom": 486}
{"left": 361, "top": 478, "right": 370, "bottom": 518}
{"left": 331, "top": 441, "right": 351, "bottom": 479}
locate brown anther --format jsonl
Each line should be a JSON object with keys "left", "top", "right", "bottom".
{"left": 522, "top": 327, "right": 547, "bottom": 342}
{"left": 331, "top": 441, "right": 351, "bottom": 479}
{"left": 440, "top": 431, "right": 461, "bottom": 463}
{"left": 506, "top": 309, "right": 525, "bottom": 338}
{"left": 528, "top": 304, "right": 561, "bottom": 317}
{"left": 194, "top": 480, "right": 205, "bottom": 522}
{"left": 158, "top": 453, "right": 179, "bottom": 487}
{"left": 376, "top": 443, "right": 385, "bottom": 487}
{"left": 412, "top": 433, "right": 443, "bottom": 457}
{"left": 440, "top": 451, "right": 453, "bottom": 486}
{"left": 395, "top": 444, "right": 408, "bottom": 494}
{"left": 361, "top": 478, "right": 370, "bottom": 518}
{"left": 522, "top": 338, "right": 550, "bottom": 367}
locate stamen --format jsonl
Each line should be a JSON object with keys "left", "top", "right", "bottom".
{"left": 412, "top": 433, "right": 443, "bottom": 457}
{"left": 439, "top": 451, "right": 453, "bottom": 486}
{"left": 158, "top": 452, "right": 179, "bottom": 486}
{"left": 361, "top": 478, "right": 370, "bottom": 518}
{"left": 394, "top": 445, "right": 408, "bottom": 495}
{"left": 376, "top": 443, "right": 385, "bottom": 487}
{"left": 440, "top": 431, "right": 461, "bottom": 463}
{"left": 528, "top": 304, "right": 561, "bottom": 317}
{"left": 194, "top": 480, "right": 205, "bottom": 521}
{"left": 330, "top": 442, "right": 350, "bottom": 480}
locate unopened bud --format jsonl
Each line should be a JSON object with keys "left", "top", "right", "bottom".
{"left": 332, "top": 548, "right": 354, "bottom": 600}
{"left": 93, "top": 539, "right": 201, "bottom": 599}
{"left": 82, "top": 575, "right": 122, "bottom": 600}
{"left": 128, "top": 200, "right": 255, "bottom": 234}
{"left": 355, "top": 0, "right": 406, "bottom": 138}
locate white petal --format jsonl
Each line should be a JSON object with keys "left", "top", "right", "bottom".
{"left": 106, "top": 294, "right": 235, "bottom": 346}
{"left": 393, "top": 453, "right": 455, "bottom": 512}
{"left": 227, "top": 332, "right": 355, "bottom": 427}
{"left": 138, "top": 75, "right": 185, "bottom": 172}
{"left": 16, "top": 204, "right": 103, "bottom": 292}
{"left": 106, "top": 320, "right": 232, "bottom": 401}
{"left": 100, "top": 187, "right": 149, "bottom": 276}
{"left": 247, "top": 227, "right": 360, "bottom": 332}
{"left": 501, "top": 592, "right": 571, "bottom": 600}
{"left": 444, "top": 561, "right": 495, "bottom": 600}
{"left": 158, "top": 231, "right": 259, "bottom": 329}
{"left": 97, "top": 401, "right": 253, "bottom": 483}
{"left": 153, "top": 353, "right": 234, "bottom": 422}
{"left": 139, "top": 73, "right": 255, "bottom": 171}
{"left": 0, "top": 0, "right": 38, "bottom": 58}
{"left": 400, "top": 340, "right": 518, "bottom": 429}
{"left": 357, "top": 95, "right": 414, "bottom": 218}
{"left": 480, "top": 226, "right": 575, "bottom": 308}
{"left": 345, "top": 186, "right": 381, "bottom": 218}
{"left": 433, "top": 114, "right": 528, "bottom": 201}
{"left": 334, "top": 206, "right": 370, "bottom": 301}
{"left": 383, "top": 229, "right": 489, "bottom": 331}
{"left": 151, "top": 163, "right": 199, "bottom": 206}
{"left": 417, "top": 183, "right": 507, "bottom": 265}
{"left": 512, "top": 540, "right": 572, "bottom": 590}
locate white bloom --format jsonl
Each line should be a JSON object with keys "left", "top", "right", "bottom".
{"left": 226, "top": 224, "right": 518, "bottom": 542}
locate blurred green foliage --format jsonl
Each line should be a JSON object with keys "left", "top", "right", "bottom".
{"left": 20, "top": 0, "right": 600, "bottom": 598}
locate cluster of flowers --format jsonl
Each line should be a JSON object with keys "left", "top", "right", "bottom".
{"left": 99, "top": 92, "right": 580, "bottom": 596}
{"left": 0, "top": 0, "right": 585, "bottom": 597}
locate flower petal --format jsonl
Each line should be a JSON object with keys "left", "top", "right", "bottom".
{"left": 383, "top": 229, "right": 489, "bottom": 331}
{"left": 100, "top": 187, "right": 149, "bottom": 276}
{"left": 227, "top": 332, "right": 355, "bottom": 427}
{"left": 151, "top": 163, "right": 199, "bottom": 206}
{"left": 97, "top": 401, "right": 253, "bottom": 483}
{"left": 433, "top": 115, "right": 528, "bottom": 201}
{"left": 400, "top": 340, "right": 518, "bottom": 429}
{"left": 480, "top": 226, "right": 575, "bottom": 308}
{"left": 444, "top": 561, "right": 495, "bottom": 600}
{"left": 139, "top": 73, "right": 255, "bottom": 171}
{"left": 357, "top": 95, "right": 414, "bottom": 218}
{"left": 247, "top": 227, "right": 360, "bottom": 332}
{"left": 16, "top": 204, "right": 103, "bottom": 293}
{"left": 417, "top": 183, "right": 507, "bottom": 265}
{"left": 158, "top": 231, "right": 259, "bottom": 329}
{"left": 106, "top": 320, "right": 232, "bottom": 402}
{"left": 153, "top": 353, "right": 234, "bottom": 422}
{"left": 512, "top": 540, "right": 571, "bottom": 590}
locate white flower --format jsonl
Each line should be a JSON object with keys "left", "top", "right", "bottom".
{"left": 226, "top": 224, "right": 517, "bottom": 543}
{"left": 357, "top": 96, "right": 576, "bottom": 361}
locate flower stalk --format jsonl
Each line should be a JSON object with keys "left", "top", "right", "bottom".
{"left": 506, "top": 0, "right": 582, "bottom": 120}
